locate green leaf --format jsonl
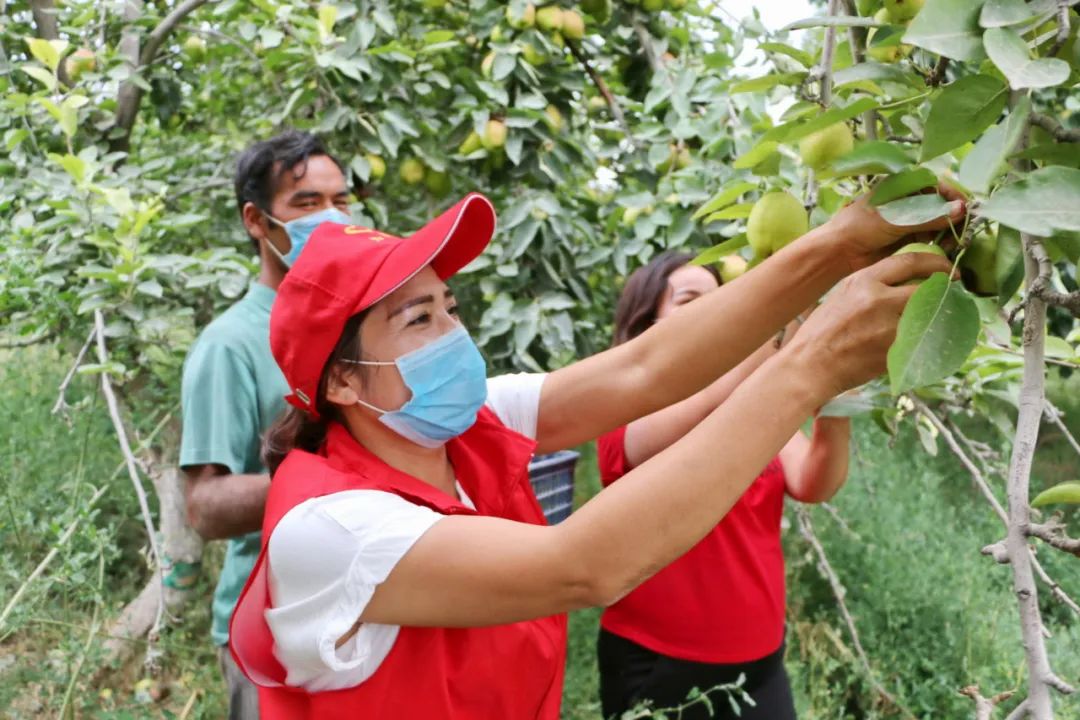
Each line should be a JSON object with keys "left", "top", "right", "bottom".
{"left": 995, "top": 225, "right": 1024, "bottom": 307}
{"left": 903, "top": 0, "right": 988, "bottom": 61}
{"left": 761, "top": 98, "right": 879, "bottom": 145}
{"left": 24, "top": 37, "right": 66, "bottom": 71}
{"left": 729, "top": 73, "right": 807, "bottom": 94}
{"left": 758, "top": 42, "right": 815, "bottom": 69}
{"left": 888, "top": 273, "right": 982, "bottom": 394}
{"left": 733, "top": 141, "right": 779, "bottom": 170}
{"left": 978, "top": 167, "right": 1080, "bottom": 236}
{"left": 958, "top": 95, "right": 1031, "bottom": 194}
{"left": 423, "top": 30, "right": 455, "bottom": 44}
{"left": 831, "top": 142, "right": 913, "bottom": 175}
{"left": 260, "top": 27, "right": 284, "bottom": 48}
{"left": 832, "top": 61, "right": 915, "bottom": 87}
{"left": 691, "top": 236, "right": 749, "bottom": 266}
{"left": 693, "top": 181, "right": 757, "bottom": 220}
{"left": 704, "top": 203, "right": 755, "bottom": 222}
{"left": 48, "top": 152, "right": 87, "bottom": 184}
{"left": 20, "top": 64, "right": 57, "bottom": 91}
{"left": 980, "top": 0, "right": 1038, "bottom": 27}
{"left": 877, "top": 194, "right": 952, "bottom": 225}
{"left": 984, "top": 27, "right": 1071, "bottom": 89}
{"left": 871, "top": 168, "right": 938, "bottom": 206}
{"left": 921, "top": 75, "right": 1008, "bottom": 161}
{"left": 1031, "top": 481, "right": 1080, "bottom": 508}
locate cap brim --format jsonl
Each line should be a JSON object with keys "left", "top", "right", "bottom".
{"left": 354, "top": 192, "right": 496, "bottom": 313}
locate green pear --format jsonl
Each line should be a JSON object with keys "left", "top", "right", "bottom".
{"left": 399, "top": 158, "right": 426, "bottom": 185}
{"left": 958, "top": 234, "right": 998, "bottom": 296}
{"left": 536, "top": 5, "right": 564, "bottom": 32}
{"left": 183, "top": 35, "right": 207, "bottom": 61}
{"left": 581, "top": 0, "right": 612, "bottom": 22}
{"left": 746, "top": 192, "right": 809, "bottom": 258}
{"left": 544, "top": 104, "right": 564, "bottom": 132}
{"left": 717, "top": 255, "right": 748, "bottom": 283}
{"left": 458, "top": 131, "right": 483, "bottom": 155}
{"left": 365, "top": 153, "right": 386, "bottom": 181}
{"left": 64, "top": 48, "right": 96, "bottom": 81}
{"left": 561, "top": 9, "right": 585, "bottom": 39}
{"left": 482, "top": 119, "right": 508, "bottom": 150}
{"left": 425, "top": 170, "right": 452, "bottom": 198}
{"left": 799, "top": 123, "right": 854, "bottom": 171}
{"left": 893, "top": 242, "right": 947, "bottom": 285}
{"left": 521, "top": 42, "right": 547, "bottom": 66}
{"left": 884, "top": 0, "right": 924, "bottom": 23}
{"left": 506, "top": 3, "right": 536, "bottom": 29}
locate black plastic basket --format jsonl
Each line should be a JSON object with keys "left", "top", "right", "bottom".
{"left": 527, "top": 450, "right": 579, "bottom": 524}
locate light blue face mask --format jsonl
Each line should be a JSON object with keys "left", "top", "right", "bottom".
{"left": 342, "top": 326, "right": 489, "bottom": 448}
{"left": 265, "top": 207, "right": 352, "bottom": 267}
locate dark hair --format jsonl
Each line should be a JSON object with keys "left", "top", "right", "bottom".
{"left": 233, "top": 129, "right": 346, "bottom": 253}
{"left": 611, "top": 251, "right": 720, "bottom": 346}
{"left": 263, "top": 310, "right": 370, "bottom": 476}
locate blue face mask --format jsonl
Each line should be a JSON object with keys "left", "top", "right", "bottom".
{"left": 265, "top": 207, "right": 352, "bottom": 267}
{"left": 343, "top": 326, "right": 489, "bottom": 448}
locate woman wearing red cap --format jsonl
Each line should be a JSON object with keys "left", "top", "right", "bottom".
{"left": 229, "top": 189, "right": 963, "bottom": 719}
{"left": 594, "top": 251, "right": 850, "bottom": 720}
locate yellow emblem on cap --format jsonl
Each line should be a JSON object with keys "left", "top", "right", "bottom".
{"left": 343, "top": 226, "right": 390, "bottom": 242}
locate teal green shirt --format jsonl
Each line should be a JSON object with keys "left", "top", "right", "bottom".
{"left": 180, "top": 282, "right": 288, "bottom": 647}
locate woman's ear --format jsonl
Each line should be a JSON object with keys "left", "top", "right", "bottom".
{"left": 325, "top": 365, "right": 361, "bottom": 406}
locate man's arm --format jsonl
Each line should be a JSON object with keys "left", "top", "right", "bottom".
{"left": 183, "top": 464, "right": 270, "bottom": 540}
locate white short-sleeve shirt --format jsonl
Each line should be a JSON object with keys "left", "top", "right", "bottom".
{"left": 265, "top": 373, "right": 547, "bottom": 691}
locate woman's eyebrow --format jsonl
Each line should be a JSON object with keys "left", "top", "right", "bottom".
{"left": 388, "top": 289, "right": 455, "bottom": 319}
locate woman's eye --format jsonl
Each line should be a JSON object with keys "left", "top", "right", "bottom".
{"left": 407, "top": 313, "right": 431, "bottom": 327}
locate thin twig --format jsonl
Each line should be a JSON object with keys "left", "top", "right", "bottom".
{"left": 806, "top": 0, "right": 842, "bottom": 211}
{"left": 960, "top": 686, "right": 1016, "bottom": 720}
{"left": 51, "top": 326, "right": 97, "bottom": 415}
{"left": 56, "top": 543, "right": 104, "bottom": 719}
{"left": 795, "top": 506, "right": 916, "bottom": 719}
{"left": 1004, "top": 699, "right": 1031, "bottom": 720}
{"left": 92, "top": 310, "right": 166, "bottom": 637}
{"left": 927, "top": 56, "right": 950, "bottom": 87}
{"left": 1043, "top": 402, "right": 1080, "bottom": 457}
{"left": 1029, "top": 112, "right": 1080, "bottom": 143}
{"left": 567, "top": 40, "right": 639, "bottom": 148}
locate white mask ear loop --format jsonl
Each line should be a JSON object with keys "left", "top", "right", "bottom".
{"left": 339, "top": 357, "right": 398, "bottom": 415}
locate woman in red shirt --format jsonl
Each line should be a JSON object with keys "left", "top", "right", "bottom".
{"left": 596, "top": 251, "right": 852, "bottom": 720}
{"left": 227, "top": 190, "right": 961, "bottom": 719}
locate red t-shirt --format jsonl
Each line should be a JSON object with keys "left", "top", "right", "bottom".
{"left": 597, "top": 426, "right": 787, "bottom": 664}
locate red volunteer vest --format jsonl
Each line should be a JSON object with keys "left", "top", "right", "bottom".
{"left": 230, "top": 408, "right": 567, "bottom": 719}
{"left": 597, "top": 426, "right": 787, "bottom": 664}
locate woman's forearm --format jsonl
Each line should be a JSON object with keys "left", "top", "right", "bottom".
{"left": 560, "top": 347, "right": 825, "bottom": 606}
{"left": 786, "top": 417, "right": 851, "bottom": 504}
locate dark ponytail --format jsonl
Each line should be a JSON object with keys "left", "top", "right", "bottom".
{"left": 263, "top": 309, "right": 370, "bottom": 476}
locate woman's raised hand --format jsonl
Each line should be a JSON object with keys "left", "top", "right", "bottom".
{"left": 783, "top": 250, "right": 955, "bottom": 403}
{"left": 822, "top": 182, "right": 967, "bottom": 273}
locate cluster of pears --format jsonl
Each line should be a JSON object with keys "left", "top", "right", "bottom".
{"left": 458, "top": 118, "right": 509, "bottom": 155}
{"left": 506, "top": 3, "right": 586, "bottom": 42}
{"left": 362, "top": 154, "right": 451, "bottom": 197}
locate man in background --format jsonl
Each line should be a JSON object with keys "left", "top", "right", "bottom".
{"left": 180, "top": 129, "right": 351, "bottom": 718}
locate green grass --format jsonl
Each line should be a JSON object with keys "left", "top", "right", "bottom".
{"left": 2, "top": 348, "right": 1078, "bottom": 719}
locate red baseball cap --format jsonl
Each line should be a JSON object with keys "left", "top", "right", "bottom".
{"left": 270, "top": 192, "right": 496, "bottom": 416}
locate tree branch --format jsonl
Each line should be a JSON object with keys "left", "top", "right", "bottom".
{"left": 795, "top": 506, "right": 916, "bottom": 719}
{"left": 51, "top": 326, "right": 97, "bottom": 415}
{"left": 806, "top": 0, "right": 843, "bottom": 210}
{"left": 112, "top": 0, "right": 211, "bottom": 154}
{"left": 1043, "top": 402, "right": 1080, "bottom": 458}
{"left": 0, "top": 327, "right": 57, "bottom": 349}
{"left": 1007, "top": 231, "right": 1061, "bottom": 719}
{"left": 1026, "top": 522, "right": 1080, "bottom": 557}
{"left": 1026, "top": 236, "right": 1080, "bottom": 318}
{"left": 1029, "top": 112, "right": 1080, "bottom": 142}
{"left": 567, "top": 40, "right": 639, "bottom": 148}
{"left": 1049, "top": 1, "right": 1072, "bottom": 57}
